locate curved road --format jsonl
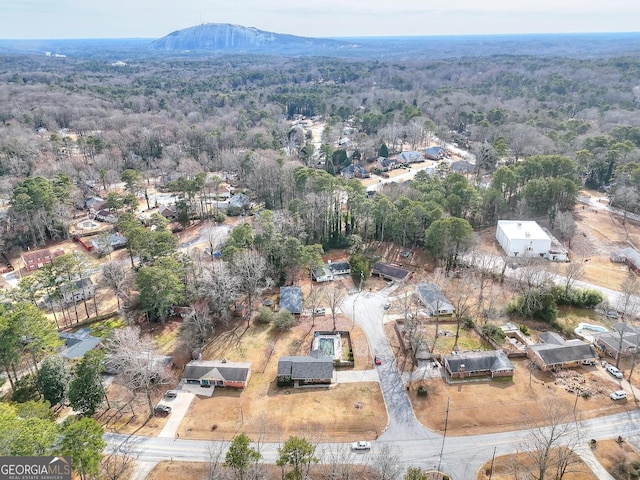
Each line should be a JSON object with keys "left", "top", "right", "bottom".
{"left": 111, "top": 290, "right": 637, "bottom": 479}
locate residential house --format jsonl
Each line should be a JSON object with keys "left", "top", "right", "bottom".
{"left": 397, "top": 151, "right": 424, "bottom": 164}
{"left": 340, "top": 164, "right": 369, "bottom": 179}
{"left": 527, "top": 331, "right": 598, "bottom": 371}
{"left": 91, "top": 233, "right": 127, "bottom": 254}
{"left": 277, "top": 350, "right": 334, "bottom": 387}
{"left": 450, "top": 160, "right": 475, "bottom": 174}
{"left": 423, "top": 146, "right": 446, "bottom": 160}
{"left": 182, "top": 359, "right": 252, "bottom": 389}
{"left": 60, "top": 278, "right": 95, "bottom": 304}
{"left": 59, "top": 328, "right": 101, "bottom": 359}
{"left": 444, "top": 350, "right": 515, "bottom": 379}
{"left": 312, "top": 265, "right": 333, "bottom": 283}
{"left": 371, "top": 262, "right": 411, "bottom": 281}
{"left": 375, "top": 157, "right": 398, "bottom": 172}
{"left": 610, "top": 246, "right": 640, "bottom": 274}
{"left": 84, "top": 196, "right": 105, "bottom": 210}
{"left": 328, "top": 261, "right": 350, "bottom": 276}
{"left": 159, "top": 204, "right": 178, "bottom": 219}
{"left": 496, "top": 220, "right": 551, "bottom": 258}
{"left": 594, "top": 323, "right": 640, "bottom": 360}
{"left": 415, "top": 283, "right": 455, "bottom": 316}
{"left": 229, "top": 193, "right": 251, "bottom": 210}
{"left": 22, "top": 248, "right": 64, "bottom": 272}
{"left": 280, "top": 286, "right": 303, "bottom": 314}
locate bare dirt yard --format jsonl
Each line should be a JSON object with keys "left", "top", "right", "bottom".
{"left": 175, "top": 312, "right": 387, "bottom": 443}
{"left": 409, "top": 357, "right": 634, "bottom": 437}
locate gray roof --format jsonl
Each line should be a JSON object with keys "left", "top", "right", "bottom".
{"left": 372, "top": 262, "right": 410, "bottom": 280}
{"left": 415, "top": 283, "right": 454, "bottom": 312}
{"left": 277, "top": 351, "right": 333, "bottom": 380}
{"left": 59, "top": 328, "right": 101, "bottom": 359}
{"left": 596, "top": 331, "right": 640, "bottom": 354}
{"left": 229, "top": 193, "right": 250, "bottom": 208}
{"left": 397, "top": 151, "right": 423, "bottom": 162}
{"left": 616, "top": 247, "right": 640, "bottom": 269}
{"left": 280, "top": 286, "right": 303, "bottom": 314}
{"left": 60, "top": 277, "right": 93, "bottom": 294}
{"left": 182, "top": 360, "right": 251, "bottom": 383}
{"left": 92, "top": 233, "right": 127, "bottom": 250}
{"left": 451, "top": 160, "right": 475, "bottom": 173}
{"left": 424, "top": 146, "right": 446, "bottom": 158}
{"left": 538, "top": 331, "right": 566, "bottom": 345}
{"left": 328, "top": 261, "right": 350, "bottom": 273}
{"left": 529, "top": 341, "right": 597, "bottom": 366}
{"left": 445, "top": 350, "right": 514, "bottom": 374}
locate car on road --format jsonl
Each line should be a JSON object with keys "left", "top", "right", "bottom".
{"left": 610, "top": 390, "right": 627, "bottom": 400}
{"left": 154, "top": 404, "right": 172, "bottom": 416}
{"left": 313, "top": 308, "right": 326, "bottom": 316}
{"left": 351, "top": 441, "right": 371, "bottom": 451}
{"left": 606, "top": 365, "right": 624, "bottom": 379}
{"left": 164, "top": 390, "right": 178, "bottom": 398}
{"left": 374, "top": 355, "right": 382, "bottom": 365}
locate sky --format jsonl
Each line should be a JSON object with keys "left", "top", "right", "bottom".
{"left": 2, "top": 0, "right": 640, "bottom": 39}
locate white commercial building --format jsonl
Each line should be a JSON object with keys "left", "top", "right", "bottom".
{"left": 496, "top": 220, "right": 551, "bottom": 258}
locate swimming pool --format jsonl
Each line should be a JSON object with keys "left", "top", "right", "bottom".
{"left": 576, "top": 322, "right": 608, "bottom": 333}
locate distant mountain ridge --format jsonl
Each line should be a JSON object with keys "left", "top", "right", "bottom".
{"left": 148, "top": 23, "right": 344, "bottom": 52}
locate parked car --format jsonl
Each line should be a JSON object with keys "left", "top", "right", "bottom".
{"left": 164, "top": 390, "right": 178, "bottom": 398}
{"left": 262, "top": 299, "right": 273, "bottom": 307}
{"left": 374, "top": 355, "right": 382, "bottom": 365}
{"left": 351, "top": 441, "right": 371, "bottom": 451}
{"left": 313, "top": 308, "right": 326, "bottom": 316}
{"left": 400, "top": 250, "right": 411, "bottom": 258}
{"left": 154, "top": 404, "right": 172, "bottom": 416}
{"left": 384, "top": 301, "right": 391, "bottom": 310}
{"left": 610, "top": 390, "right": 627, "bottom": 400}
{"left": 606, "top": 364, "right": 624, "bottom": 379}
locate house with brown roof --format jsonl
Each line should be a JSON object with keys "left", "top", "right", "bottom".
{"left": 22, "top": 248, "right": 64, "bottom": 272}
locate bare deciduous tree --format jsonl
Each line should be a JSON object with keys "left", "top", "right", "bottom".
{"left": 519, "top": 399, "right": 583, "bottom": 480}
{"left": 325, "top": 285, "right": 346, "bottom": 331}
{"left": 230, "top": 250, "right": 273, "bottom": 328}
{"left": 99, "top": 261, "right": 133, "bottom": 310}
{"left": 369, "top": 444, "right": 403, "bottom": 480}
{"left": 100, "top": 440, "right": 138, "bottom": 480}
{"left": 105, "top": 326, "right": 174, "bottom": 417}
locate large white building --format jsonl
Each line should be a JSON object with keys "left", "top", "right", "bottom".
{"left": 496, "top": 220, "right": 551, "bottom": 257}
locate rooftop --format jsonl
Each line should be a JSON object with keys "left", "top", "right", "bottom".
{"left": 497, "top": 220, "right": 550, "bottom": 242}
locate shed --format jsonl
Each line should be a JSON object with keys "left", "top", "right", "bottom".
{"left": 496, "top": 220, "right": 551, "bottom": 257}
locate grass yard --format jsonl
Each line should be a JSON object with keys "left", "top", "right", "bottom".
{"left": 591, "top": 438, "right": 640, "bottom": 479}
{"left": 476, "top": 450, "right": 598, "bottom": 480}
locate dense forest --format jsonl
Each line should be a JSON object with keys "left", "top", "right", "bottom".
{"left": 2, "top": 43, "right": 640, "bottom": 256}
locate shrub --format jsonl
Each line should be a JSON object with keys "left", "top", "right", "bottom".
{"left": 417, "top": 385, "right": 428, "bottom": 397}
{"left": 277, "top": 375, "right": 293, "bottom": 388}
{"left": 273, "top": 309, "right": 295, "bottom": 331}
{"left": 255, "top": 306, "right": 274, "bottom": 324}
{"left": 481, "top": 324, "right": 506, "bottom": 341}
{"left": 463, "top": 318, "right": 475, "bottom": 329}
{"left": 519, "top": 324, "right": 529, "bottom": 335}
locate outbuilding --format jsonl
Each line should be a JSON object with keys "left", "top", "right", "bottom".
{"left": 496, "top": 220, "right": 551, "bottom": 257}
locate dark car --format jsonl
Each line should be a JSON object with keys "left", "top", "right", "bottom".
{"left": 154, "top": 404, "right": 172, "bottom": 416}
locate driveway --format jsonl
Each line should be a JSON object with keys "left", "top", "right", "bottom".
{"left": 157, "top": 390, "right": 195, "bottom": 439}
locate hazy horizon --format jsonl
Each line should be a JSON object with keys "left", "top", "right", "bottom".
{"left": 2, "top": 0, "right": 640, "bottom": 40}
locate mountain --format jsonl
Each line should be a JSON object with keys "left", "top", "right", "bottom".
{"left": 148, "top": 23, "right": 345, "bottom": 53}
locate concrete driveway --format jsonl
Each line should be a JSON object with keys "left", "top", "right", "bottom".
{"left": 157, "top": 390, "right": 195, "bottom": 438}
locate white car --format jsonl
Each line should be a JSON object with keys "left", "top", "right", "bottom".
{"left": 313, "top": 308, "right": 326, "bottom": 316}
{"left": 351, "top": 441, "right": 371, "bottom": 451}
{"left": 610, "top": 390, "right": 627, "bottom": 400}
{"left": 606, "top": 365, "right": 624, "bottom": 379}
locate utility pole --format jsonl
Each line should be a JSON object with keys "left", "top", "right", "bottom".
{"left": 488, "top": 446, "right": 496, "bottom": 480}
{"left": 437, "top": 397, "right": 450, "bottom": 474}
